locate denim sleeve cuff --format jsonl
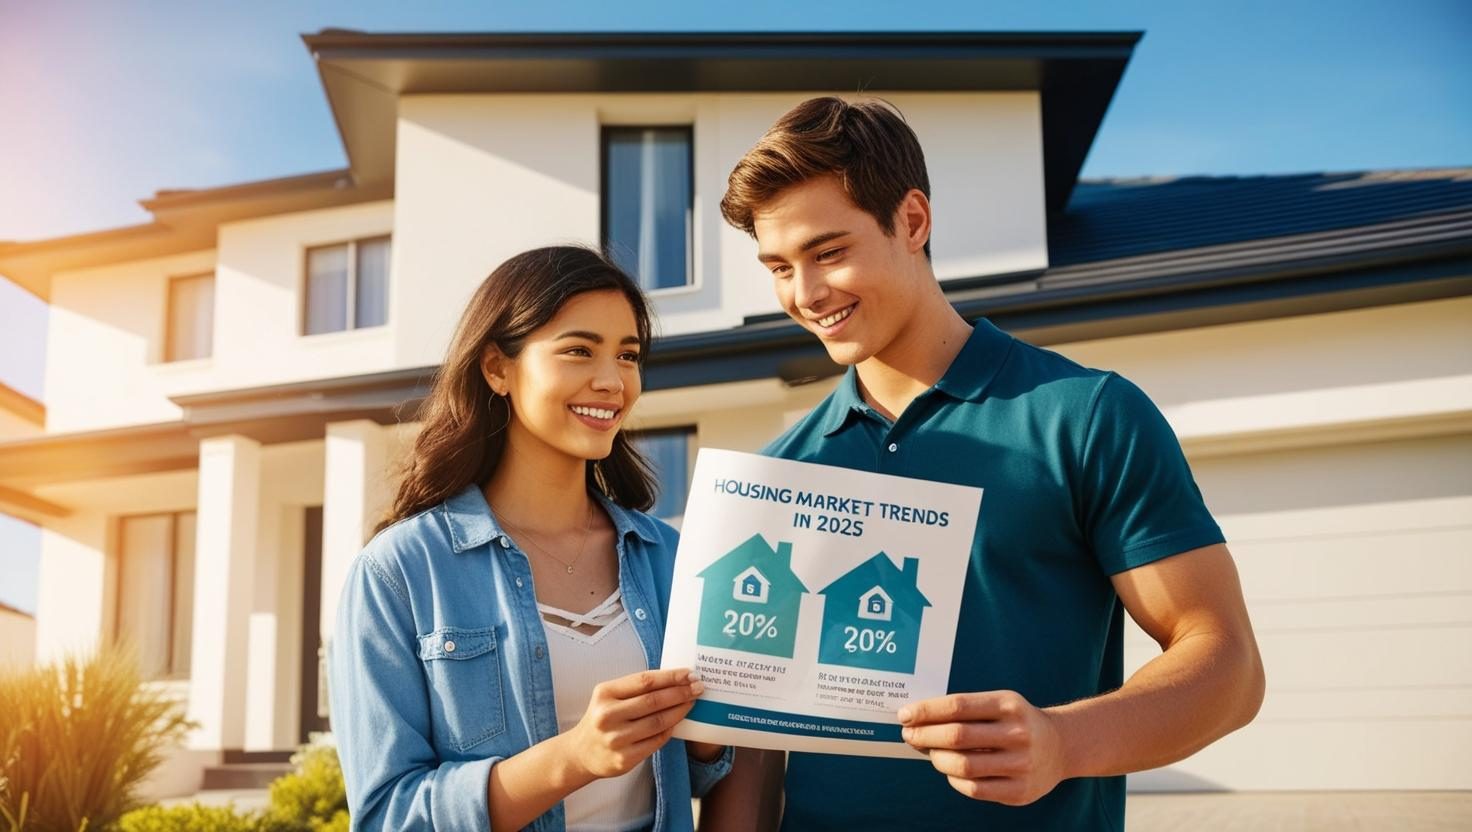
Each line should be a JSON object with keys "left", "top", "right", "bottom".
{"left": 432, "top": 755, "right": 499, "bottom": 832}
{"left": 688, "top": 744, "right": 735, "bottom": 798}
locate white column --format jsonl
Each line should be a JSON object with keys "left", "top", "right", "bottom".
{"left": 320, "top": 421, "right": 388, "bottom": 647}
{"left": 187, "top": 435, "right": 261, "bottom": 751}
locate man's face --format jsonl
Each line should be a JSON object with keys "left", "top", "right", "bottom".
{"left": 753, "top": 175, "right": 923, "bottom": 366}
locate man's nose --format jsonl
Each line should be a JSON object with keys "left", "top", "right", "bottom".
{"left": 792, "top": 266, "right": 830, "bottom": 312}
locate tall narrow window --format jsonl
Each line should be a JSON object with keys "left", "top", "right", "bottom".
{"left": 165, "top": 273, "right": 214, "bottom": 362}
{"left": 304, "top": 236, "right": 391, "bottom": 335}
{"left": 631, "top": 427, "right": 695, "bottom": 522}
{"left": 116, "top": 511, "right": 196, "bottom": 679}
{"left": 603, "top": 127, "right": 693, "bottom": 291}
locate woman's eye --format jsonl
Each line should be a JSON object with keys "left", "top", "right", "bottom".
{"left": 566, "top": 346, "right": 592, "bottom": 357}
{"left": 619, "top": 351, "right": 641, "bottom": 362}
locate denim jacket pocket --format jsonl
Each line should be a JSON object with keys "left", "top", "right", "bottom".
{"left": 417, "top": 625, "right": 507, "bottom": 753}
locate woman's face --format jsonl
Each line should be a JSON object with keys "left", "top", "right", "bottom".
{"left": 490, "top": 289, "right": 643, "bottom": 463}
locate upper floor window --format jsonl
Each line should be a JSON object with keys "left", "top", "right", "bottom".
{"left": 116, "top": 511, "right": 196, "bottom": 680}
{"left": 603, "top": 127, "right": 693, "bottom": 292}
{"left": 631, "top": 426, "right": 696, "bottom": 522}
{"left": 165, "top": 273, "right": 214, "bottom": 362}
{"left": 304, "top": 235, "right": 390, "bottom": 335}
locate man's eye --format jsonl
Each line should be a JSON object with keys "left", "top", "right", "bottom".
{"left": 817, "top": 247, "right": 845, "bottom": 261}
{"left": 771, "top": 265, "right": 791, "bottom": 278}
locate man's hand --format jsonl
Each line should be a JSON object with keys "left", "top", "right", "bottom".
{"left": 898, "top": 690, "right": 1068, "bottom": 806}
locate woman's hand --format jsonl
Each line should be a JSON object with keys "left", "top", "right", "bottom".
{"left": 564, "top": 668, "right": 705, "bottom": 780}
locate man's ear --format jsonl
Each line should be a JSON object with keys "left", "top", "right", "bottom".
{"left": 897, "top": 188, "right": 932, "bottom": 255}
{"left": 481, "top": 345, "right": 510, "bottom": 397}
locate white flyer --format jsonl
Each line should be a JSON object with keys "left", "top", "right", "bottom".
{"left": 661, "top": 448, "right": 982, "bottom": 758}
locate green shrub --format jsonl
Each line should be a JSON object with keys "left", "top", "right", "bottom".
{"left": 0, "top": 647, "right": 194, "bottom": 832}
{"left": 262, "top": 742, "right": 348, "bottom": 832}
{"left": 116, "top": 803, "right": 259, "bottom": 832}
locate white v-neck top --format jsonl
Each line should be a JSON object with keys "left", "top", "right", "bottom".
{"left": 539, "top": 589, "right": 655, "bottom": 832}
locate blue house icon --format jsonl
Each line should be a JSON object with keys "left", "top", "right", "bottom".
{"left": 817, "top": 552, "right": 931, "bottom": 674}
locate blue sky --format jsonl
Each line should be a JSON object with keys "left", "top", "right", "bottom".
{"left": 0, "top": 0, "right": 1469, "bottom": 613}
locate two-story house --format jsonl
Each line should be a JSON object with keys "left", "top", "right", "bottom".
{"left": 0, "top": 30, "right": 1468, "bottom": 798}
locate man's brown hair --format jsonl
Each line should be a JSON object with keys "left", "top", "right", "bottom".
{"left": 720, "top": 96, "right": 932, "bottom": 257}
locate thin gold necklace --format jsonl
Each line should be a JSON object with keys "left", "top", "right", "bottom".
{"left": 498, "top": 500, "right": 595, "bottom": 574}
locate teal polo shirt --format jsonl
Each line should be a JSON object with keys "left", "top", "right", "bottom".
{"left": 764, "top": 318, "right": 1224, "bottom": 832}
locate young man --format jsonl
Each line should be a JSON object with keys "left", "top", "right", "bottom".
{"left": 699, "top": 97, "right": 1265, "bottom": 830}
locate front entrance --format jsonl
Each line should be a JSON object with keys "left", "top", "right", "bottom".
{"left": 299, "top": 506, "right": 330, "bottom": 740}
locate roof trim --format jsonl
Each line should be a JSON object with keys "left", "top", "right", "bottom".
{"left": 303, "top": 29, "right": 1139, "bottom": 212}
{"left": 0, "top": 169, "right": 388, "bottom": 302}
{"left": 0, "top": 380, "right": 44, "bottom": 427}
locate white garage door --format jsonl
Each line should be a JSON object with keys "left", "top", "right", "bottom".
{"left": 1125, "top": 433, "right": 1472, "bottom": 791}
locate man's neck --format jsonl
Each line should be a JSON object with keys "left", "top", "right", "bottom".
{"left": 855, "top": 301, "right": 972, "bottom": 423}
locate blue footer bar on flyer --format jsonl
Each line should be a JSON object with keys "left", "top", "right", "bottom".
{"left": 686, "top": 700, "right": 904, "bottom": 742}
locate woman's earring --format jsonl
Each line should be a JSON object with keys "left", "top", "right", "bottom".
{"left": 487, "top": 392, "right": 509, "bottom": 437}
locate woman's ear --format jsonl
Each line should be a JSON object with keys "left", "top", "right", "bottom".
{"left": 481, "top": 345, "right": 510, "bottom": 397}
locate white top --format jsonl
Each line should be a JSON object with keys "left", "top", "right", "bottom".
{"left": 540, "top": 589, "right": 656, "bottom": 832}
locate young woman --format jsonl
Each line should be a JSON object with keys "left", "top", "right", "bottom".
{"left": 331, "top": 246, "right": 731, "bottom": 831}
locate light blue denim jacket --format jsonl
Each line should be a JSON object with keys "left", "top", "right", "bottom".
{"left": 331, "top": 484, "right": 733, "bottom": 831}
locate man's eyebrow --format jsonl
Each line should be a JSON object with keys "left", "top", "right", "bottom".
{"left": 757, "top": 230, "right": 851, "bottom": 263}
{"left": 554, "top": 330, "right": 642, "bottom": 346}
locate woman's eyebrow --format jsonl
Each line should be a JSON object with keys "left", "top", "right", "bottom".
{"left": 554, "top": 330, "right": 642, "bottom": 345}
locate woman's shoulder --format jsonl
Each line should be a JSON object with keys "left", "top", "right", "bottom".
{"left": 358, "top": 501, "right": 457, "bottom": 586}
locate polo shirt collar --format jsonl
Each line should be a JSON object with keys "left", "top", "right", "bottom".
{"left": 932, "top": 317, "right": 1014, "bottom": 403}
{"left": 442, "top": 482, "right": 659, "bottom": 554}
{"left": 820, "top": 317, "right": 1014, "bottom": 437}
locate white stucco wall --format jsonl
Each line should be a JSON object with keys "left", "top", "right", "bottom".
{"left": 0, "top": 609, "right": 35, "bottom": 669}
{"left": 390, "top": 91, "right": 1047, "bottom": 368}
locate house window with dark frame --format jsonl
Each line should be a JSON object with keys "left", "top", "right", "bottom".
{"left": 602, "top": 127, "right": 693, "bottom": 292}
{"left": 303, "top": 235, "right": 391, "bottom": 335}
{"left": 165, "top": 273, "right": 214, "bottom": 362}
{"left": 116, "top": 511, "right": 196, "bottom": 680}
{"left": 630, "top": 426, "right": 696, "bottom": 522}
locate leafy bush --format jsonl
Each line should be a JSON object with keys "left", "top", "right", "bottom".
{"left": 115, "top": 739, "right": 349, "bottom": 832}
{"left": 116, "top": 803, "right": 259, "bottom": 832}
{"left": 261, "top": 741, "right": 348, "bottom": 832}
{"left": 0, "top": 648, "right": 194, "bottom": 832}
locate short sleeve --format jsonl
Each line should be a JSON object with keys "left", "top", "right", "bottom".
{"left": 1078, "top": 373, "right": 1225, "bottom": 575}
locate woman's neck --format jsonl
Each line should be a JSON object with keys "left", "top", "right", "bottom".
{"left": 483, "top": 423, "right": 594, "bottom": 534}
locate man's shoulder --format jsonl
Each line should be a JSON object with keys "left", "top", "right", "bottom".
{"left": 990, "top": 337, "right": 1118, "bottom": 413}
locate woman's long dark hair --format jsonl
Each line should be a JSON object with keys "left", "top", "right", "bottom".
{"left": 378, "top": 246, "right": 658, "bottom": 533}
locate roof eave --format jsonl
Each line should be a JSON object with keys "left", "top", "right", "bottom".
{"left": 302, "top": 30, "right": 1141, "bottom": 212}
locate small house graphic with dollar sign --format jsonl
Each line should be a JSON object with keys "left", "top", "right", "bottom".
{"left": 697, "top": 533, "right": 808, "bottom": 658}
{"left": 817, "top": 552, "right": 930, "bottom": 674}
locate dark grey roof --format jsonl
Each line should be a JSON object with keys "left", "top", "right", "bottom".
{"left": 1049, "top": 169, "right": 1472, "bottom": 266}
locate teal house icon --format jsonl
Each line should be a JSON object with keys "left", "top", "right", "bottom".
{"left": 817, "top": 553, "right": 930, "bottom": 674}
{"left": 696, "top": 533, "right": 808, "bottom": 658}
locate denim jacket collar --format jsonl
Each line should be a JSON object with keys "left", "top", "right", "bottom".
{"left": 441, "top": 483, "right": 659, "bottom": 554}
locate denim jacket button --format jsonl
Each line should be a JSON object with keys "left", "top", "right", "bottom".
{"left": 535, "top": 645, "right": 545, "bottom": 659}
{"left": 634, "top": 608, "right": 647, "bottom": 621}
{"left": 515, "top": 577, "right": 524, "bottom": 587}
{"left": 443, "top": 639, "right": 456, "bottom": 653}
{"left": 498, "top": 535, "right": 510, "bottom": 548}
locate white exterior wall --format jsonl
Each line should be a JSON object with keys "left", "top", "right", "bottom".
{"left": 39, "top": 201, "right": 395, "bottom": 435}
{"left": 0, "top": 609, "right": 35, "bottom": 669}
{"left": 390, "top": 92, "right": 1047, "bottom": 368}
{"left": 44, "top": 250, "right": 217, "bottom": 433}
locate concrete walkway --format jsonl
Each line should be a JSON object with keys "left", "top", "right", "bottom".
{"left": 164, "top": 789, "right": 1472, "bottom": 829}
{"left": 1126, "top": 792, "right": 1472, "bottom": 831}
